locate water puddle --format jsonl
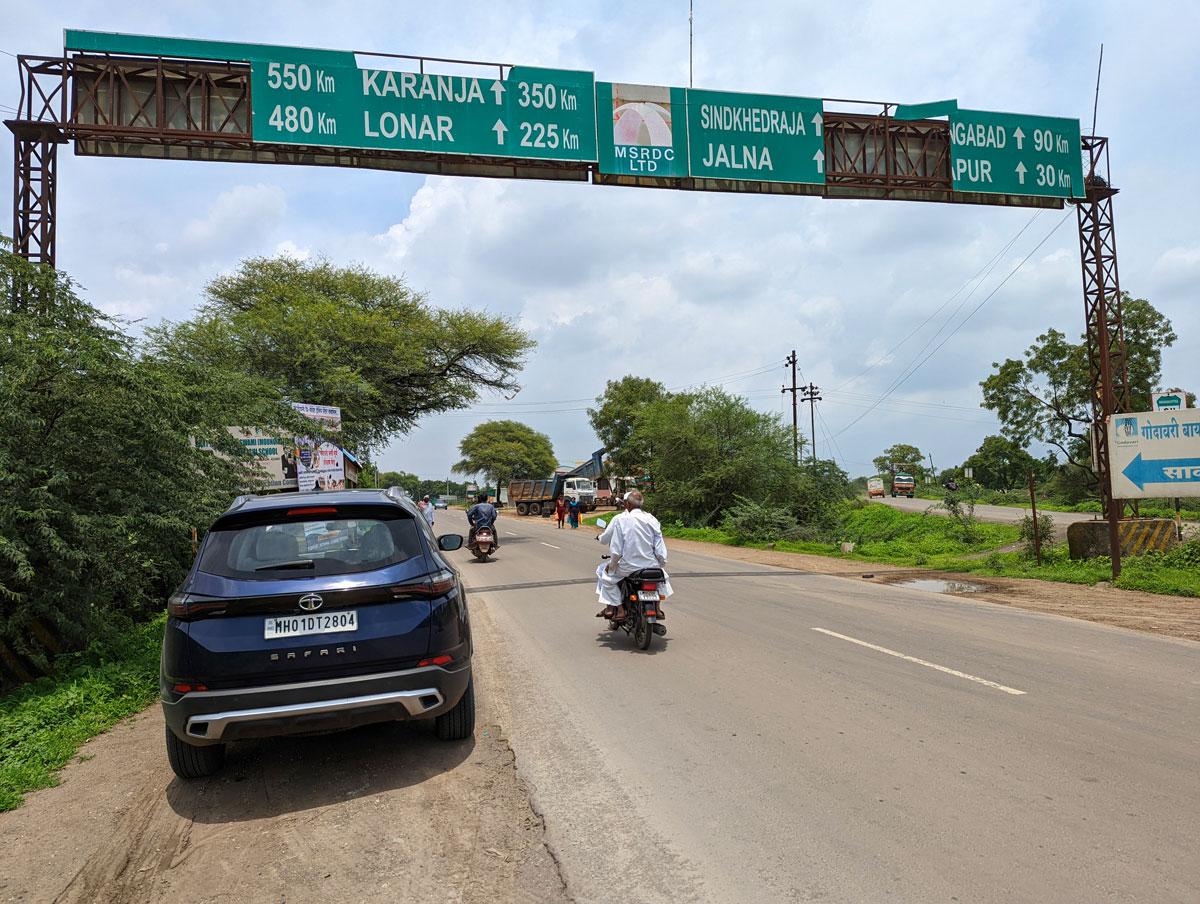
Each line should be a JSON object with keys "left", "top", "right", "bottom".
{"left": 894, "top": 578, "right": 987, "bottom": 594}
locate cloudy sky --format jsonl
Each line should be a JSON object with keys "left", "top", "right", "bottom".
{"left": 5, "top": 1, "right": 1198, "bottom": 479}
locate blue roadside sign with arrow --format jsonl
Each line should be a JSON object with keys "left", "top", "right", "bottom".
{"left": 1121, "top": 454, "right": 1200, "bottom": 491}
{"left": 1109, "top": 411, "right": 1200, "bottom": 499}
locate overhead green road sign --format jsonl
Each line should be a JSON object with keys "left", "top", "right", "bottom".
{"left": 596, "top": 82, "right": 689, "bottom": 178}
{"left": 893, "top": 99, "right": 958, "bottom": 121}
{"left": 252, "top": 52, "right": 596, "bottom": 161}
{"left": 685, "top": 88, "right": 825, "bottom": 184}
{"left": 949, "top": 109, "right": 1084, "bottom": 199}
{"left": 65, "top": 30, "right": 597, "bottom": 163}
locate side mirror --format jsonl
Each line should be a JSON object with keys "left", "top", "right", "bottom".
{"left": 438, "top": 534, "right": 464, "bottom": 551}
{"left": 595, "top": 518, "right": 607, "bottom": 530}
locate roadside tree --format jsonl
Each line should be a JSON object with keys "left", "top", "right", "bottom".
{"left": 631, "top": 389, "right": 832, "bottom": 526}
{"left": 873, "top": 444, "right": 926, "bottom": 480}
{"left": 980, "top": 294, "right": 1176, "bottom": 484}
{"left": 453, "top": 420, "right": 557, "bottom": 498}
{"left": 587, "top": 376, "right": 669, "bottom": 476}
{"left": 147, "top": 255, "right": 534, "bottom": 453}
{"left": 0, "top": 248, "right": 293, "bottom": 684}
{"left": 963, "top": 435, "right": 1039, "bottom": 491}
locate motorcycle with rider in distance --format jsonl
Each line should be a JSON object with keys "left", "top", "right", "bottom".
{"left": 594, "top": 517, "right": 666, "bottom": 651}
{"left": 468, "top": 526, "right": 496, "bottom": 561}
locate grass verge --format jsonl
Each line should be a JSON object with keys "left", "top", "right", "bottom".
{"left": 0, "top": 614, "right": 164, "bottom": 812}
{"left": 619, "top": 503, "right": 1200, "bottom": 598}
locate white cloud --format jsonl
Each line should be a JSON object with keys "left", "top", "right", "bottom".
{"left": 4, "top": 0, "right": 1196, "bottom": 478}
{"left": 180, "top": 184, "right": 288, "bottom": 250}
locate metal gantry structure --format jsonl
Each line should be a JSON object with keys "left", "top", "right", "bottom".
{"left": 5, "top": 46, "right": 1130, "bottom": 574}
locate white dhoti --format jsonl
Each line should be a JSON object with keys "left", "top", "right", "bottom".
{"left": 595, "top": 561, "right": 673, "bottom": 607}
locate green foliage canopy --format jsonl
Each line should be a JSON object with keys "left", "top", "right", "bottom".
{"left": 873, "top": 443, "right": 926, "bottom": 480}
{"left": 963, "top": 435, "right": 1039, "bottom": 491}
{"left": 148, "top": 256, "right": 535, "bottom": 452}
{"left": 0, "top": 249, "right": 295, "bottom": 685}
{"left": 980, "top": 294, "right": 1176, "bottom": 479}
{"left": 587, "top": 376, "right": 668, "bottom": 475}
{"left": 453, "top": 420, "right": 557, "bottom": 490}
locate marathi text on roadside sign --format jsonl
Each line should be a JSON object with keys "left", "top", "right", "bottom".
{"left": 949, "top": 109, "right": 1084, "bottom": 199}
{"left": 1108, "top": 411, "right": 1200, "bottom": 499}
{"left": 686, "top": 88, "right": 825, "bottom": 184}
{"left": 596, "top": 82, "right": 690, "bottom": 178}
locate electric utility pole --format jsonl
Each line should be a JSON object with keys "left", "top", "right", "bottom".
{"left": 782, "top": 351, "right": 799, "bottom": 465}
{"left": 801, "top": 383, "right": 822, "bottom": 464}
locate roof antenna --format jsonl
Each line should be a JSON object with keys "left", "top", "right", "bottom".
{"left": 1090, "top": 43, "right": 1104, "bottom": 136}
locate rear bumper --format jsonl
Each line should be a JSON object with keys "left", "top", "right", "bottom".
{"left": 162, "top": 663, "right": 471, "bottom": 745}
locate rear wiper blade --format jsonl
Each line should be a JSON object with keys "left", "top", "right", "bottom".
{"left": 255, "top": 559, "right": 316, "bottom": 571}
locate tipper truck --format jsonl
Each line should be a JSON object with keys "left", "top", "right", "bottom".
{"left": 508, "top": 449, "right": 605, "bottom": 516}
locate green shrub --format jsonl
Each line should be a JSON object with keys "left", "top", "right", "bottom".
{"left": 1018, "top": 512, "right": 1056, "bottom": 559}
{"left": 720, "top": 497, "right": 802, "bottom": 544}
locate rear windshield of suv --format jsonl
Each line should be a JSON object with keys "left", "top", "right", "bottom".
{"left": 198, "top": 515, "right": 425, "bottom": 579}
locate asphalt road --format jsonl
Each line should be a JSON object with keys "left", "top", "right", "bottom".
{"left": 444, "top": 508, "right": 1200, "bottom": 903}
{"left": 870, "top": 494, "right": 1108, "bottom": 526}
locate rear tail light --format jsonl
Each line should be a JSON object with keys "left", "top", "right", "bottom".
{"left": 391, "top": 570, "right": 457, "bottom": 599}
{"left": 418, "top": 655, "right": 453, "bottom": 668}
{"left": 641, "top": 581, "right": 658, "bottom": 591}
{"left": 172, "top": 682, "right": 208, "bottom": 694}
{"left": 286, "top": 506, "right": 338, "bottom": 516}
{"left": 167, "top": 592, "right": 225, "bottom": 619}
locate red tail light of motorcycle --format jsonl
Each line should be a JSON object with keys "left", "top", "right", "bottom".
{"left": 641, "top": 581, "right": 659, "bottom": 591}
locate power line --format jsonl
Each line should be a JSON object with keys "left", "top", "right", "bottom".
{"left": 832, "top": 209, "right": 1043, "bottom": 393}
{"left": 829, "top": 209, "right": 1073, "bottom": 440}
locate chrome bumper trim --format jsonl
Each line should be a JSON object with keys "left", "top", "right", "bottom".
{"left": 185, "top": 687, "right": 444, "bottom": 740}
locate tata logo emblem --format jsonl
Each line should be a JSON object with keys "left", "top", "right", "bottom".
{"left": 298, "top": 593, "right": 324, "bottom": 612}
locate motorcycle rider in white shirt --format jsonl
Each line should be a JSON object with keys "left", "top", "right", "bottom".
{"left": 595, "top": 490, "right": 673, "bottom": 620}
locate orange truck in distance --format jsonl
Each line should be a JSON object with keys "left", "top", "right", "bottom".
{"left": 867, "top": 477, "right": 886, "bottom": 498}
{"left": 891, "top": 472, "right": 916, "bottom": 498}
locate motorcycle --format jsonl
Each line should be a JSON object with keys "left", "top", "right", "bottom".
{"left": 468, "top": 526, "right": 496, "bottom": 561}
{"left": 595, "top": 518, "right": 666, "bottom": 651}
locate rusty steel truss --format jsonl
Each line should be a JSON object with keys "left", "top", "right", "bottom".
{"left": 1073, "top": 135, "right": 1131, "bottom": 576}
{"left": 6, "top": 50, "right": 1129, "bottom": 574}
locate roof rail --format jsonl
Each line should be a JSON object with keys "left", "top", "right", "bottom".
{"left": 384, "top": 486, "right": 407, "bottom": 503}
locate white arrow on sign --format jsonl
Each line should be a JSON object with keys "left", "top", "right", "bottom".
{"left": 811, "top": 112, "right": 823, "bottom": 136}
{"left": 813, "top": 149, "right": 825, "bottom": 174}
{"left": 490, "top": 80, "right": 505, "bottom": 105}
{"left": 1015, "top": 161, "right": 1027, "bottom": 184}
{"left": 1013, "top": 126, "right": 1025, "bottom": 150}
{"left": 492, "top": 119, "right": 508, "bottom": 144}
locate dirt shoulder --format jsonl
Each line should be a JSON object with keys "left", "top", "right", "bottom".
{"left": 664, "top": 535, "right": 1200, "bottom": 644}
{"left": 0, "top": 655, "right": 567, "bottom": 903}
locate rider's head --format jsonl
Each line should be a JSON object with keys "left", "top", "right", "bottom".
{"left": 624, "top": 490, "right": 644, "bottom": 510}
{"left": 477, "top": 493, "right": 489, "bottom": 504}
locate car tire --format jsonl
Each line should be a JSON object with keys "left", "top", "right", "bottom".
{"left": 164, "top": 725, "right": 226, "bottom": 779}
{"left": 435, "top": 676, "right": 475, "bottom": 741}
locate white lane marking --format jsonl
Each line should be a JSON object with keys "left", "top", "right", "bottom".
{"left": 811, "top": 627, "right": 1027, "bottom": 696}
{"left": 540, "top": 542, "right": 561, "bottom": 549}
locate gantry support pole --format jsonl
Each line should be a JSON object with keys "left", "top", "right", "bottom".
{"left": 1073, "top": 136, "right": 1131, "bottom": 578}
{"left": 8, "top": 122, "right": 63, "bottom": 272}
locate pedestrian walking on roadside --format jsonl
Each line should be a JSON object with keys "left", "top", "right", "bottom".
{"left": 568, "top": 496, "right": 581, "bottom": 529}
{"left": 555, "top": 495, "right": 568, "bottom": 529}
{"left": 419, "top": 494, "right": 436, "bottom": 529}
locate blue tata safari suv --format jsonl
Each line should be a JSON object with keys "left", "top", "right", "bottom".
{"left": 161, "top": 488, "right": 472, "bottom": 779}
